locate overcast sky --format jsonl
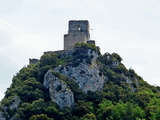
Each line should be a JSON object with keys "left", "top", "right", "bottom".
{"left": 1, "top": 0, "right": 160, "bottom": 100}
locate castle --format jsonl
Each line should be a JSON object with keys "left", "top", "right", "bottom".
{"left": 64, "top": 20, "right": 95, "bottom": 50}
{"left": 29, "top": 20, "right": 95, "bottom": 64}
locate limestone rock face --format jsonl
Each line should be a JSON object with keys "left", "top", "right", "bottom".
{"left": 43, "top": 49, "right": 105, "bottom": 108}
{"left": 54, "top": 50, "right": 105, "bottom": 93}
{"left": 43, "top": 70, "right": 74, "bottom": 108}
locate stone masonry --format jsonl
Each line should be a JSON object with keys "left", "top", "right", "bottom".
{"left": 64, "top": 20, "right": 90, "bottom": 50}
{"left": 30, "top": 20, "right": 96, "bottom": 64}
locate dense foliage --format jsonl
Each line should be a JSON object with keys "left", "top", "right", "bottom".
{"left": 1, "top": 43, "right": 160, "bottom": 120}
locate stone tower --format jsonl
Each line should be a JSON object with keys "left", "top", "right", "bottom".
{"left": 64, "top": 20, "right": 90, "bottom": 50}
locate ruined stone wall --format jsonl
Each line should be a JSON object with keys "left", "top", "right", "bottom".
{"left": 29, "top": 58, "right": 39, "bottom": 65}
{"left": 87, "top": 40, "right": 95, "bottom": 45}
{"left": 64, "top": 33, "right": 87, "bottom": 50}
{"left": 44, "top": 50, "right": 65, "bottom": 55}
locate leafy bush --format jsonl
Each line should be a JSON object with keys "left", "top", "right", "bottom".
{"left": 74, "top": 42, "right": 99, "bottom": 52}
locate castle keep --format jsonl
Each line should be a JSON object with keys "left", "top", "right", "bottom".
{"left": 64, "top": 20, "right": 90, "bottom": 50}
{"left": 29, "top": 20, "right": 95, "bottom": 64}
{"left": 45, "top": 20, "right": 95, "bottom": 53}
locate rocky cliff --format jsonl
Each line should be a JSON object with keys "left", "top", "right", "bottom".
{"left": 43, "top": 48, "right": 105, "bottom": 108}
{"left": 54, "top": 49, "right": 105, "bottom": 93}
{"left": 43, "top": 70, "right": 74, "bottom": 108}
{"left": 0, "top": 42, "right": 159, "bottom": 120}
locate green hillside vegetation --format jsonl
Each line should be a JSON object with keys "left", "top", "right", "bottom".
{"left": 1, "top": 42, "right": 160, "bottom": 120}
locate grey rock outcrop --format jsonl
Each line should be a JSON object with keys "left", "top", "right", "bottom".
{"left": 54, "top": 49, "right": 105, "bottom": 93}
{"left": 43, "top": 49, "right": 105, "bottom": 108}
{"left": 43, "top": 70, "right": 74, "bottom": 108}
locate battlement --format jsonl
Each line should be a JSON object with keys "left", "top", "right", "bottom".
{"left": 68, "top": 20, "right": 90, "bottom": 39}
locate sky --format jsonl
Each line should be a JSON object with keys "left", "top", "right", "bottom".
{"left": 1, "top": 0, "right": 160, "bottom": 100}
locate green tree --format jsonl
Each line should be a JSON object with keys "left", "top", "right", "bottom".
{"left": 57, "top": 106, "right": 72, "bottom": 120}
{"left": 124, "top": 102, "right": 134, "bottom": 120}
{"left": 111, "top": 53, "right": 122, "bottom": 62}
{"left": 29, "top": 114, "right": 53, "bottom": 120}
{"left": 73, "top": 101, "right": 94, "bottom": 117}
{"left": 111, "top": 100, "right": 126, "bottom": 120}
{"left": 83, "top": 113, "right": 97, "bottom": 120}
{"left": 45, "top": 106, "right": 58, "bottom": 118}
{"left": 97, "top": 99, "right": 113, "bottom": 120}
{"left": 87, "top": 91, "right": 104, "bottom": 104}
{"left": 20, "top": 78, "right": 44, "bottom": 102}
{"left": 18, "top": 99, "right": 46, "bottom": 119}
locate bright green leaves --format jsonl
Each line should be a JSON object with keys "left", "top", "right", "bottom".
{"left": 97, "top": 99, "right": 144, "bottom": 120}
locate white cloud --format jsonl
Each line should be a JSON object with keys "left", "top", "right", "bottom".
{"left": 49, "top": 0, "right": 77, "bottom": 8}
{"left": 79, "top": 0, "right": 110, "bottom": 16}
{"left": 48, "top": 0, "right": 109, "bottom": 16}
{"left": 0, "top": 19, "right": 50, "bottom": 100}
{"left": 0, "top": 18, "right": 64, "bottom": 69}
{"left": 147, "top": 39, "right": 160, "bottom": 53}
{"left": 0, "top": 0, "right": 22, "bottom": 13}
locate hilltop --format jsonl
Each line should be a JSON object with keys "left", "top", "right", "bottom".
{"left": 0, "top": 42, "right": 160, "bottom": 120}
{"left": 1, "top": 20, "right": 160, "bottom": 120}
